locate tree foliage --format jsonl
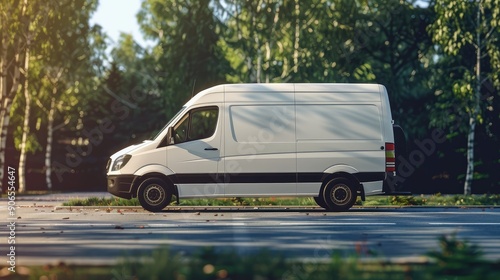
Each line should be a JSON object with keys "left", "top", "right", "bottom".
{"left": 1, "top": 0, "right": 499, "bottom": 194}
{"left": 429, "top": 0, "right": 500, "bottom": 194}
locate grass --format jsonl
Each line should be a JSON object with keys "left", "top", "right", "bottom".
{"left": 5, "top": 235, "right": 500, "bottom": 280}
{"left": 62, "top": 194, "right": 500, "bottom": 207}
{"left": 64, "top": 197, "right": 141, "bottom": 207}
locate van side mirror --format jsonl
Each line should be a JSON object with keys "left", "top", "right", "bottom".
{"left": 167, "top": 127, "right": 175, "bottom": 145}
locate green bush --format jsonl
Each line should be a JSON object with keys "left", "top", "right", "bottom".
{"left": 390, "top": 195, "right": 426, "bottom": 206}
{"left": 6, "top": 236, "right": 500, "bottom": 279}
{"left": 427, "top": 234, "right": 498, "bottom": 279}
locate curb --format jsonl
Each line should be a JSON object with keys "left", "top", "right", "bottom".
{"left": 44, "top": 205, "right": 500, "bottom": 211}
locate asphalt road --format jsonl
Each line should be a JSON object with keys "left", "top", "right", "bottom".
{"left": 2, "top": 194, "right": 500, "bottom": 266}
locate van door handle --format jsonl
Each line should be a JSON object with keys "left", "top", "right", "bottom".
{"left": 204, "top": 147, "right": 218, "bottom": 151}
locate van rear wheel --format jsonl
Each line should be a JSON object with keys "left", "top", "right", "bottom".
{"left": 137, "top": 178, "right": 172, "bottom": 212}
{"left": 322, "top": 178, "right": 357, "bottom": 212}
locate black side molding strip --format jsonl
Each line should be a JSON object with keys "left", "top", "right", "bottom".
{"left": 170, "top": 172, "right": 385, "bottom": 184}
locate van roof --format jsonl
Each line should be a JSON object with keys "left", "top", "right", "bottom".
{"left": 186, "top": 83, "right": 385, "bottom": 106}
{"left": 222, "top": 83, "right": 383, "bottom": 92}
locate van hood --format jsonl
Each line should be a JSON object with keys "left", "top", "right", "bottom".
{"left": 110, "top": 140, "right": 154, "bottom": 160}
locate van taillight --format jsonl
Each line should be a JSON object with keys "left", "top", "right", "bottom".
{"left": 385, "top": 142, "right": 396, "bottom": 173}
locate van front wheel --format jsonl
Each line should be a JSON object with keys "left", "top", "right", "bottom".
{"left": 322, "top": 178, "right": 357, "bottom": 212}
{"left": 313, "top": 196, "right": 328, "bottom": 209}
{"left": 137, "top": 178, "right": 172, "bottom": 212}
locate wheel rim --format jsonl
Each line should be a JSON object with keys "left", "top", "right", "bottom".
{"left": 330, "top": 184, "right": 352, "bottom": 206}
{"left": 143, "top": 184, "right": 166, "bottom": 206}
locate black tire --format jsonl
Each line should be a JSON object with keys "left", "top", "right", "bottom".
{"left": 313, "top": 196, "right": 329, "bottom": 209}
{"left": 137, "top": 178, "right": 172, "bottom": 212}
{"left": 322, "top": 177, "right": 357, "bottom": 212}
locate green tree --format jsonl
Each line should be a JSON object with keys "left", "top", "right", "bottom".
{"left": 138, "top": 0, "right": 229, "bottom": 117}
{"left": 429, "top": 0, "right": 500, "bottom": 195}
{"left": 356, "top": 0, "right": 435, "bottom": 138}
{"left": 216, "top": 0, "right": 294, "bottom": 83}
{"left": 95, "top": 33, "right": 165, "bottom": 147}
{"left": 9, "top": 1, "right": 64, "bottom": 192}
{"left": 293, "top": 0, "right": 375, "bottom": 83}
{"left": 32, "top": 0, "right": 103, "bottom": 190}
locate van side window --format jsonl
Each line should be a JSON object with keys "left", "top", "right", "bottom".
{"left": 173, "top": 107, "right": 218, "bottom": 144}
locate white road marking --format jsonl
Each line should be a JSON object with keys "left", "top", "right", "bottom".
{"left": 20, "top": 222, "right": 399, "bottom": 228}
{"left": 21, "top": 222, "right": 248, "bottom": 228}
{"left": 279, "top": 222, "right": 396, "bottom": 226}
{"left": 24, "top": 223, "right": 116, "bottom": 227}
{"left": 147, "top": 223, "right": 247, "bottom": 227}
{"left": 429, "top": 223, "right": 500, "bottom": 225}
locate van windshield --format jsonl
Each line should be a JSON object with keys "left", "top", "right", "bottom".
{"left": 151, "top": 107, "right": 186, "bottom": 140}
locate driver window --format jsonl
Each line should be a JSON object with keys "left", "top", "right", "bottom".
{"left": 173, "top": 106, "right": 218, "bottom": 144}
{"left": 188, "top": 108, "right": 218, "bottom": 140}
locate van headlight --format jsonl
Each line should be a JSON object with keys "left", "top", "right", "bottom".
{"left": 111, "top": 155, "right": 132, "bottom": 171}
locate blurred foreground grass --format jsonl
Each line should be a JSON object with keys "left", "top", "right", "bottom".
{"left": 63, "top": 194, "right": 500, "bottom": 207}
{"left": 5, "top": 235, "right": 500, "bottom": 280}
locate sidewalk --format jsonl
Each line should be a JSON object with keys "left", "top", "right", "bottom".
{"left": 1, "top": 192, "right": 113, "bottom": 207}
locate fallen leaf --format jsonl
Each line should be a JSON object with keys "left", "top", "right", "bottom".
{"left": 15, "top": 266, "right": 31, "bottom": 276}
{"left": 115, "top": 226, "right": 124, "bottom": 229}
{"left": 62, "top": 217, "right": 69, "bottom": 220}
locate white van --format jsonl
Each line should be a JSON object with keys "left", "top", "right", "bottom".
{"left": 106, "top": 83, "right": 398, "bottom": 212}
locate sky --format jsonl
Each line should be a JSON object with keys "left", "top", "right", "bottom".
{"left": 90, "top": 0, "right": 148, "bottom": 48}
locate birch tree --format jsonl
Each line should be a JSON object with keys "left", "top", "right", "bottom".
{"left": 38, "top": 0, "right": 100, "bottom": 190}
{"left": 429, "top": 0, "right": 500, "bottom": 195}
{"left": 14, "top": 0, "right": 51, "bottom": 193}
{"left": 0, "top": 0, "right": 29, "bottom": 193}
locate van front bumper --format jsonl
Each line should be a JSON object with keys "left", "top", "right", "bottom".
{"left": 107, "top": 175, "right": 138, "bottom": 199}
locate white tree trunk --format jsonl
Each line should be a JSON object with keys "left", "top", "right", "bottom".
{"left": 464, "top": 118, "right": 475, "bottom": 195}
{"left": 293, "top": 0, "right": 300, "bottom": 74}
{"left": 18, "top": 47, "right": 30, "bottom": 193}
{"left": 45, "top": 96, "right": 56, "bottom": 191}
{"left": 0, "top": 56, "right": 21, "bottom": 193}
